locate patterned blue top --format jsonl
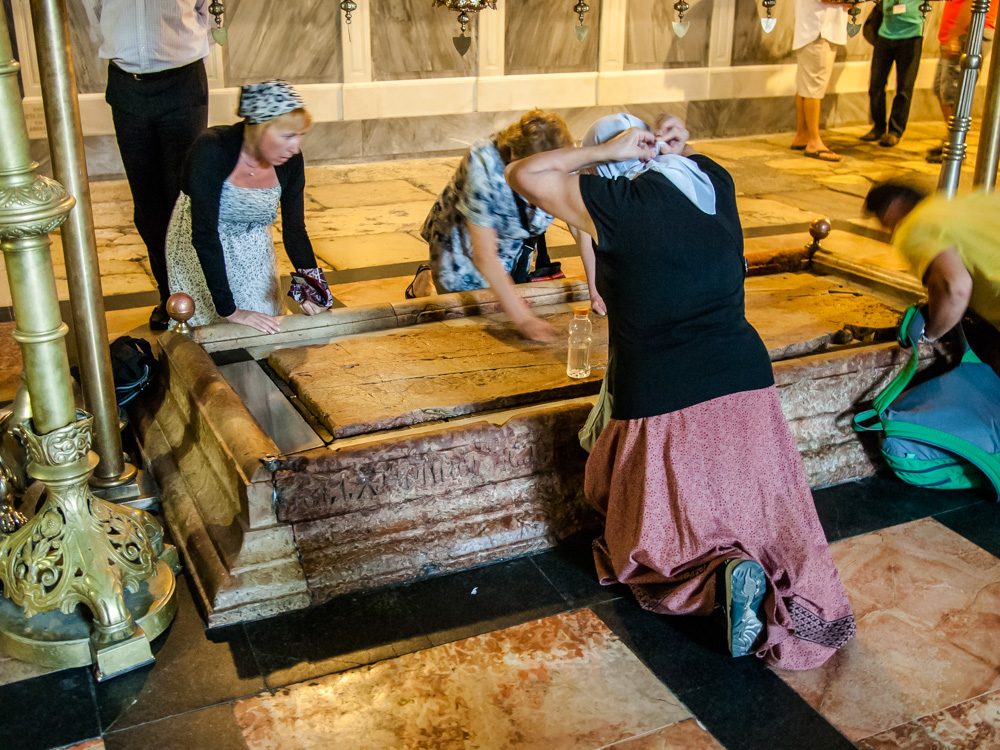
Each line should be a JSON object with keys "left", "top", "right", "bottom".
{"left": 421, "top": 139, "right": 555, "bottom": 293}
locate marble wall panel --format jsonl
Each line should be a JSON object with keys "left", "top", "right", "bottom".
{"left": 224, "top": 0, "right": 342, "bottom": 86}
{"left": 370, "top": 0, "right": 476, "bottom": 81}
{"left": 68, "top": 0, "right": 105, "bottom": 94}
{"left": 504, "top": 0, "right": 601, "bottom": 75}
{"left": 732, "top": 0, "right": 943, "bottom": 66}
{"left": 625, "top": 0, "right": 711, "bottom": 69}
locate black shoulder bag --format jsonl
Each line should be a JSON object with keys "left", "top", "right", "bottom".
{"left": 510, "top": 191, "right": 560, "bottom": 284}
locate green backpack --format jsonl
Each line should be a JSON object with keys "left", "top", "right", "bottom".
{"left": 853, "top": 306, "right": 1000, "bottom": 499}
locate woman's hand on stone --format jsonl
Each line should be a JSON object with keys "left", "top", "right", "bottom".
{"left": 515, "top": 315, "right": 557, "bottom": 343}
{"left": 600, "top": 128, "right": 658, "bottom": 164}
{"left": 226, "top": 308, "right": 281, "bottom": 334}
{"left": 300, "top": 300, "right": 327, "bottom": 316}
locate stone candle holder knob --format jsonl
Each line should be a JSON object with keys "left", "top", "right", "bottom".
{"left": 806, "top": 217, "right": 831, "bottom": 259}
{"left": 166, "top": 292, "right": 195, "bottom": 336}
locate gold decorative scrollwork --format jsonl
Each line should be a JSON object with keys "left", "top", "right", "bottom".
{"left": 0, "top": 176, "right": 68, "bottom": 211}
{"left": 88, "top": 495, "right": 157, "bottom": 588}
{"left": 15, "top": 413, "right": 93, "bottom": 467}
{"left": 0, "top": 482, "right": 156, "bottom": 618}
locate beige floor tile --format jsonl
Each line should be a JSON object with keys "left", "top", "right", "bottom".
{"left": 778, "top": 518, "right": 1000, "bottom": 742}
{"left": 233, "top": 609, "right": 691, "bottom": 750}
{"left": 306, "top": 201, "right": 432, "bottom": 238}
{"left": 306, "top": 180, "right": 436, "bottom": 210}
{"left": 736, "top": 197, "right": 816, "bottom": 228}
{"left": 331, "top": 274, "right": 416, "bottom": 308}
{"left": 100, "top": 272, "right": 157, "bottom": 296}
{"left": 313, "top": 233, "right": 429, "bottom": 270}
{"left": 603, "top": 718, "right": 725, "bottom": 749}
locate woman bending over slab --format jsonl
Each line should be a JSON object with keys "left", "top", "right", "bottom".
{"left": 167, "top": 80, "right": 333, "bottom": 334}
{"left": 408, "top": 110, "right": 573, "bottom": 343}
{"left": 506, "top": 112, "right": 856, "bottom": 670}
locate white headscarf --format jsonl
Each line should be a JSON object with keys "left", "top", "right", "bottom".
{"left": 582, "top": 113, "right": 717, "bottom": 215}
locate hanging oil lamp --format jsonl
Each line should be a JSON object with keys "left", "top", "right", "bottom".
{"left": 209, "top": 1, "right": 227, "bottom": 44}
{"left": 672, "top": 0, "right": 690, "bottom": 37}
{"left": 574, "top": 1, "right": 591, "bottom": 42}
{"left": 341, "top": 0, "right": 358, "bottom": 42}
{"left": 761, "top": 0, "right": 777, "bottom": 33}
{"left": 434, "top": 0, "right": 498, "bottom": 56}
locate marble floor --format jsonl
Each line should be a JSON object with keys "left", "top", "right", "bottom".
{"left": 1, "top": 121, "right": 999, "bottom": 749}
{"left": 0, "top": 476, "right": 996, "bottom": 750}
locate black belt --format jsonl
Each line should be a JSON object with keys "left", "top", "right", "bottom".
{"left": 109, "top": 59, "right": 201, "bottom": 82}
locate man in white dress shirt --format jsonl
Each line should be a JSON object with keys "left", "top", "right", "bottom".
{"left": 790, "top": 0, "right": 848, "bottom": 162}
{"left": 85, "top": 0, "right": 211, "bottom": 329}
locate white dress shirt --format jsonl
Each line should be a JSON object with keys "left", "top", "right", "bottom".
{"left": 793, "top": 0, "right": 849, "bottom": 50}
{"left": 85, "top": 0, "right": 210, "bottom": 73}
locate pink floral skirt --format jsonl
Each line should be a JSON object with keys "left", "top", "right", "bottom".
{"left": 585, "top": 385, "right": 855, "bottom": 671}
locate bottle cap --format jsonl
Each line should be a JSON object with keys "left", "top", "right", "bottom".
{"left": 573, "top": 306, "right": 589, "bottom": 316}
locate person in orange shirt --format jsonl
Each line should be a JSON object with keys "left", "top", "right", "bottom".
{"left": 927, "top": 0, "right": 998, "bottom": 162}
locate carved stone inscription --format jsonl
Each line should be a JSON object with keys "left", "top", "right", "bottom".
{"left": 276, "top": 402, "right": 590, "bottom": 524}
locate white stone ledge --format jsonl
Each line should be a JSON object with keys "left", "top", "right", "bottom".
{"left": 21, "top": 61, "right": 953, "bottom": 138}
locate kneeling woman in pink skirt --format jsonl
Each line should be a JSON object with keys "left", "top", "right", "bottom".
{"left": 507, "top": 113, "right": 854, "bottom": 670}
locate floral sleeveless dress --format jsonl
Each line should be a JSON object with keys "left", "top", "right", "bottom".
{"left": 166, "top": 181, "right": 283, "bottom": 327}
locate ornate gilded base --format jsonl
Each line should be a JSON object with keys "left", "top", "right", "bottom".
{"left": 0, "top": 558, "right": 176, "bottom": 679}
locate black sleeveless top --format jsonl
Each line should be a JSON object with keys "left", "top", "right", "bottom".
{"left": 579, "top": 155, "right": 774, "bottom": 420}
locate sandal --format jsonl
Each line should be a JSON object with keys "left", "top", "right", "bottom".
{"left": 803, "top": 149, "right": 842, "bottom": 163}
{"left": 405, "top": 264, "right": 431, "bottom": 300}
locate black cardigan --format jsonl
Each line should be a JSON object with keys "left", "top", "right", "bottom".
{"left": 181, "top": 121, "right": 317, "bottom": 317}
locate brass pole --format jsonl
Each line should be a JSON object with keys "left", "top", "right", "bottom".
{"left": 938, "top": 0, "right": 991, "bottom": 195}
{"left": 0, "top": 8, "right": 172, "bottom": 679}
{"left": 973, "top": 12, "right": 1000, "bottom": 190}
{"left": 29, "top": 0, "right": 136, "bottom": 487}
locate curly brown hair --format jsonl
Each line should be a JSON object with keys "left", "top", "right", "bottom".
{"left": 495, "top": 109, "right": 573, "bottom": 164}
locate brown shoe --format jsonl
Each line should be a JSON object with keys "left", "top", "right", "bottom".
{"left": 860, "top": 128, "right": 884, "bottom": 142}
{"left": 879, "top": 133, "right": 899, "bottom": 147}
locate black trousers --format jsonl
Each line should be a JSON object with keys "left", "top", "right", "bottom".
{"left": 868, "top": 36, "right": 923, "bottom": 137}
{"left": 106, "top": 60, "right": 208, "bottom": 304}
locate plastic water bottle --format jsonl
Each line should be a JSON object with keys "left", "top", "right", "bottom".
{"left": 566, "top": 307, "right": 592, "bottom": 379}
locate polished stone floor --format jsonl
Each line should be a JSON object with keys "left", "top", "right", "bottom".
{"left": 0, "top": 476, "right": 996, "bottom": 750}
{"left": 1, "top": 120, "right": 999, "bottom": 749}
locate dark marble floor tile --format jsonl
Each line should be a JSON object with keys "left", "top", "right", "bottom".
{"left": 96, "top": 576, "right": 263, "bottom": 732}
{"left": 530, "top": 532, "right": 627, "bottom": 608}
{"left": 398, "top": 557, "right": 569, "bottom": 647}
{"left": 935, "top": 500, "right": 1000, "bottom": 557}
{"left": 244, "top": 584, "right": 435, "bottom": 689}
{"left": 103, "top": 703, "right": 246, "bottom": 750}
{"left": 0, "top": 667, "right": 99, "bottom": 750}
{"left": 591, "top": 598, "right": 855, "bottom": 750}
{"left": 813, "top": 473, "right": 986, "bottom": 543}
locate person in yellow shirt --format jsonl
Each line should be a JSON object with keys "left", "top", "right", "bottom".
{"left": 864, "top": 181, "right": 1000, "bottom": 368}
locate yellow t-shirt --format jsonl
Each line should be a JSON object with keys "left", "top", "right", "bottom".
{"left": 893, "top": 192, "right": 1000, "bottom": 330}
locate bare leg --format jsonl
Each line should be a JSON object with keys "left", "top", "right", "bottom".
{"left": 803, "top": 96, "right": 838, "bottom": 156}
{"left": 792, "top": 94, "right": 809, "bottom": 148}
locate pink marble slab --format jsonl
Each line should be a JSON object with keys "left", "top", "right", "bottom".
{"left": 778, "top": 518, "right": 1000, "bottom": 741}
{"left": 234, "top": 609, "right": 692, "bottom": 749}
{"left": 857, "top": 689, "right": 1000, "bottom": 749}
{"left": 602, "top": 718, "right": 725, "bottom": 749}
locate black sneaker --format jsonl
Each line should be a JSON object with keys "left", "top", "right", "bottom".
{"left": 723, "top": 559, "right": 767, "bottom": 657}
{"left": 148, "top": 303, "right": 169, "bottom": 331}
{"left": 859, "top": 128, "right": 884, "bottom": 142}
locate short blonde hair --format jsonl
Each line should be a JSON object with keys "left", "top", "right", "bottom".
{"left": 243, "top": 108, "right": 313, "bottom": 155}
{"left": 495, "top": 109, "right": 573, "bottom": 164}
